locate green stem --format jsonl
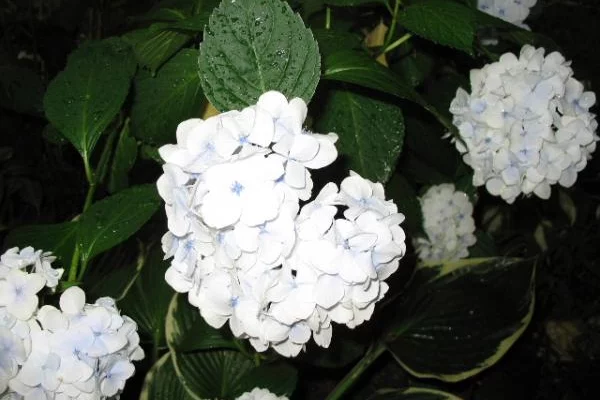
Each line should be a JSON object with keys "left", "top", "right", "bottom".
{"left": 384, "top": 0, "right": 401, "bottom": 48}
{"left": 325, "top": 7, "right": 331, "bottom": 30}
{"left": 325, "top": 342, "right": 387, "bottom": 400}
{"left": 381, "top": 32, "right": 412, "bottom": 55}
{"left": 67, "top": 246, "right": 80, "bottom": 283}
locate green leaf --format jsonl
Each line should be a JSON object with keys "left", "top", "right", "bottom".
{"left": 123, "top": 24, "right": 191, "bottom": 73}
{"left": 108, "top": 121, "right": 138, "bottom": 193}
{"left": 4, "top": 221, "right": 78, "bottom": 266}
{"left": 0, "top": 65, "right": 45, "bottom": 116}
{"left": 172, "top": 350, "right": 296, "bottom": 399}
{"left": 372, "top": 387, "right": 463, "bottom": 400}
{"left": 312, "top": 28, "right": 362, "bottom": 58}
{"left": 120, "top": 247, "right": 173, "bottom": 346}
{"left": 131, "top": 49, "right": 205, "bottom": 145}
{"left": 321, "top": 50, "right": 454, "bottom": 133}
{"left": 394, "top": 52, "right": 435, "bottom": 88}
{"left": 44, "top": 38, "right": 136, "bottom": 159}
{"left": 236, "top": 362, "right": 298, "bottom": 397}
{"left": 316, "top": 88, "right": 404, "bottom": 183}
{"left": 398, "top": 0, "right": 476, "bottom": 55}
{"left": 166, "top": 293, "right": 236, "bottom": 352}
{"left": 199, "top": 0, "right": 321, "bottom": 111}
{"left": 140, "top": 353, "right": 194, "bottom": 400}
{"left": 387, "top": 257, "right": 535, "bottom": 382}
{"left": 77, "top": 184, "right": 160, "bottom": 265}
{"left": 386, "top": 174, "right": 423, "bottom": 237}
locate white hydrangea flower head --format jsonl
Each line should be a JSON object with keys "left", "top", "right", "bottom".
{"left": 0, "top": 247, "right": 144, "bottom": 400}
{"left": 235, "top": 387, "right": 289, "bottom": 400}
{"left": 478, "top": 0, "right": 537, "bottom": 29}
{"left": 450, "top": 45, "right": 598, "bottom": 203}
{"left": 414, "top": 184, "right": 477, "bottom": 263}
{"left": 157, "top": 91, "right": 406, "bottom": 357}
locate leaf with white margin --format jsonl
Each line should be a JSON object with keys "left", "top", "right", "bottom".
{"left": 386, "top": 257, "right": 535, "bottom": 382}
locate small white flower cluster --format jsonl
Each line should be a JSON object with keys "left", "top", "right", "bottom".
{"left": 478, "top": 0, "right": 537, "bottom": 29}
{"left": 413, "top": 184, "right": 477, "bottom": 263}
{"left": 450, "top": 45, "right": 598, "bottom": 204}
{"left": 0, "top": 247, "right": 144, "bottom": 399}
{"left": 157, "top": 91, "right": 406, "bottom": 357}
{"left": 235, "top": 388, "right": 288, "bottom": 400}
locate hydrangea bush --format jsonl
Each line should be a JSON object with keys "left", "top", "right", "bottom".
{"left": 1, "top": 0, "right": 597, "bottom": 398}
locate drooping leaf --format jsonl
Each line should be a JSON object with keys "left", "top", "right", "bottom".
{"left": 4, "top": 221, "right": 78, "bottom": 267}
{"left": 123, "top": 24, "right": 190, "bottom": 73}
{"left": 199, "top": 0, "right": 321, "bottom": 111}
{"left": 166, "top": 293, "right": 236, "bottom": 352}
{"left": 397, "top": 0, "right": 476, "bottom": 55}
{"left": 131, "top": 49, "right": 205, "bottom": 145}
{"left": 372, "top": 387, "right": 463, "bottom": 400}
{"left": 0, "top": 65, "right": 45, "bottom": 116}
{"left": 172, "top": 350, "right": 297, "bottom": 399}
{"left": 140, "top": 353, "right": 194, "bottom": 400}
{"left": 108, "top": 121, "right": 138, "bottom": 193}
{"left": 387, "top": 257, "right": 535, "bottom": 382}
{"left": 316, "top": 88, "right": 404, "bottom": 182}
{"left": 77, "top": 184, "right": 160, "bottom": 265}
{"left": 43, "top": 38, "right": 136, "bottom": 159}
{"left": 120, "top": 247, "right": 173, "bottom": 346}
{"left": 321, "top": 50, "right": 454, "bottom": 133}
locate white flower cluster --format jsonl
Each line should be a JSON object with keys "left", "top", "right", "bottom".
{"left": 157, "top": 91, "right": 406, "bottom": 357}
{"left": 235, "top": 388, "right": 288, "bottom": 400}
{"left": 0, "top": 247, "right": 144, "bottom": 399}
{"left": 478, "top": 0, "right": 537, "bottom": 29}
{"left": 450, "top": 45, "right": 598, "bottom": 203}
{"left": 413, "top": 184, "right": 477, "bottom": 263}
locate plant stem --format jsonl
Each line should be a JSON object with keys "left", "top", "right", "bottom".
{"left": 67, "top": 154, "right": 97, "bottom": 284}
{"left": 325, "top": 7, "right": 331, "bottom": 30}
{"left": 325, "top": 341, "right": 387, "bottom": 400}
{"left": 381, "top": 32, "right": 412, "bottom": 55}
{"left": 384, "top": 0, "right": 401, "bottom": 48}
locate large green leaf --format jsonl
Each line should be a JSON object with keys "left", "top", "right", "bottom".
{"left": 123, "top": 24, "right": 191, "bottom": 74}
{"left": 372, "top": 387, "right": 463, "bottom": 400}
{"left": 120, "top": 247, "right": 173, "bottom": 346}
{"left": 77, "top": 184, "right": 160, "bottom": 265}
{"left": 166, "top": 293, "right": 236, "bottom": 352}
{"left": 140, "top": 353, "right": 194, "bottom": 400}
{"left": 131, "top": 49, "right": 205, "bottom": 145}
{"left": 397, "top": 0, "right": 476, "bottom": 55}
{"left": 321, "top": 50, "right": 454, "bottom": 133}
{"left": 316, "top": 88, "right": 404, "bottom": 183}
{"left": 108, "top": 121, "right": 138, "bottom": 193}
{"left": 199, "top": 0, "right": 321, "bottom": 111}
{"left": 4, "top": 221, "right": 78, "bottom": 267}
{"left": 387, "top": 257, "right": 535, "bottom": 382}
{"left": 172, "top": 350, "right": 297, "bottom": 399}
{"left": 43, "top": 38, "right": 136, "bottom": 159}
